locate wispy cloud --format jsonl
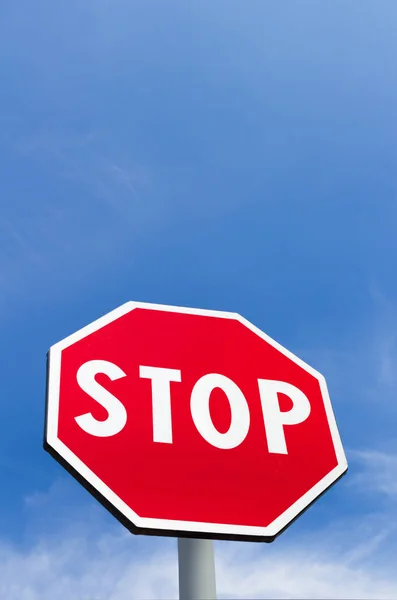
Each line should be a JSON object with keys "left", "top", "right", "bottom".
{"left": 372, "top": 294, "right": 397, "bottom": 389}
{"left": 217, "top": 536, "right": 397, "bottom": 599}
{"left": 0, "top": 531, "right": 177, "bottom": 600}
{"left": 0, "top": 130, "right": 158, "bottom": 311}
{"left": 350, "top": 450, "right": 397, "bottom": 499}
{"left": 1, "top": 477, "right": 395, "bottom": 600}
{"left": 1, "top": 515, "right": 397, "bottom": 599}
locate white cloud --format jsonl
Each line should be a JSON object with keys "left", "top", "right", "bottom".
{"left": 217, "top": 535, "right": 397, "bottom": 599}
{"left": 1, "top": 476, "right": 397, "bottom": 600}
{"left": 0, "top": 532, "right": 176, "bottom": 600}
{"left": 1, "top": 522, "right": 397, "bottom": 600}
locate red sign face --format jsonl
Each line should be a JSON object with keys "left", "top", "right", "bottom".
{"left": 45, "top": 302, "right": 347, "bottom": 541}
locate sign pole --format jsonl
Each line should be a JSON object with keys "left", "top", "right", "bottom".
{"left": 178, "top": 537, "right": 216, "bottom": 600}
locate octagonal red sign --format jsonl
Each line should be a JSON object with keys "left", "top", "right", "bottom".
{"left": 44, "top": 301, "right": 347, "bottom": 541}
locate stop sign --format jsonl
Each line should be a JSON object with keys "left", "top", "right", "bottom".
{"left": 44, "top": 301, "right": 347, "bottom": 542}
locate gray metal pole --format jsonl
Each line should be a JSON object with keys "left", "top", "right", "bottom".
{"left": 178, "top": 538, "right": 217, "bottom": 600}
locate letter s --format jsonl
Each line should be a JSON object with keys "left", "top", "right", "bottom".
{"left": 75, "top": 360, "right": 127, "bottom": 437}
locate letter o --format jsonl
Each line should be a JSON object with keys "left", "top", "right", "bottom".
{"left": 190, "top": 374, "right": 250, "bottom": 449}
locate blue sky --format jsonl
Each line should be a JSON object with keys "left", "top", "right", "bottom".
{"left": 0, "top": 0, "right": 396, "bottom": 597}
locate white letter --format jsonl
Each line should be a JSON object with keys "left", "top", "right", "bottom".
{"left": 190, "top": 374, "right": 250, "bottom": 449}
{"left": 258, "top": 379, "right": 311, "bottom": 454}
{"left": 75, "top": 360, "right": 127, "bottom": 437}
{"left": 139, "top": 366, "right": 181, "bottom": 443}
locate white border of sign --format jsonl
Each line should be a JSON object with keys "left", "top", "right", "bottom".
{"left": 45, "top": 301, "right": 348, "bottom": 542}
